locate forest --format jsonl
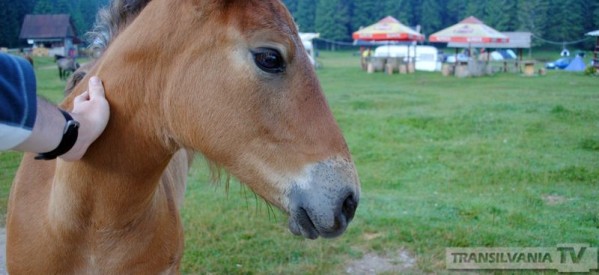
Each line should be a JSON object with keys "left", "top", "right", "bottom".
{"left": 1, "top": 0, "right": 598, "bottom": 48}
{"left": 284, "top": 0, "right": 599, "bottom": 48}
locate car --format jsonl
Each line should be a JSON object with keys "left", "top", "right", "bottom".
{"left": 545, "top": 58, "right": 571, "bottom": 70}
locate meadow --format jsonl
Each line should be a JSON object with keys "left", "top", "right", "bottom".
{"left": 0, "top": 52, "right": 598, "bottom": 274}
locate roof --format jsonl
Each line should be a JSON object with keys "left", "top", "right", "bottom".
{"left": 447, "top": 32, "right": 532, "bottom": 49}
{"left": 19, "top": 14, "right": 78, "bottom": 40}
{"left": 429, "top": 16, "right": 509, "bottom": 44}
{"left": 587, "top": 30, "right": 599, "bottom": 36}
{"left": 353, "top": 16, "right": 424, "bottom": 42}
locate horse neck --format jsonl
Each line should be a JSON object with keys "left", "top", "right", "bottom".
{"left": 55, "top": 48, "right": 179, "bottom": 230}
{"left": 53, "top": 0, "right": 188, "bottom": 229}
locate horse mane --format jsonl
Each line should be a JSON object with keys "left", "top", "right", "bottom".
{"left": 64, "top": 0, "right": 151, "bottom": 95}
{"left": 88, "top": 0, "right": 152, "bottom": 54}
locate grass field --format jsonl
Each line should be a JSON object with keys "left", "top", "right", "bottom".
{"left": 1, "top": 52, "right": 598, "bottom": 274}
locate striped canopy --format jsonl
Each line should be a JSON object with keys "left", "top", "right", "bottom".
{"left": 352, "top": 16, "right": 424, "bottom": 42}
{"left": 429, "top": 16, "right": 509, "bottom": 44}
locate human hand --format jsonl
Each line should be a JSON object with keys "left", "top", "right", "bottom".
{"left": 61, "top": 76, "right": 110, "bottom": 161}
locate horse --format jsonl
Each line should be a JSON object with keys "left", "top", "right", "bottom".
{"left": 7, "top": 0, "right": 361, "bottom": 273}
{"left": 56, "top": 56, "right": 80, "bottom": 80}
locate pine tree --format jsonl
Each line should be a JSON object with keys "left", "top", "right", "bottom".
{"left": 385, "top": 0, "right": 414, "bottom": 26}
{"left": 420, "top": 0, "right": 442, "bottom": 34}
{"left": 0, "top": 0, "right": 35, "bottom": 47}
{"left": 517, "top": 0, "right": 549, "bottom": 46}
{"left": 484, "top": 0, "right": 517, "bottom": 31}
{"left": 33, "top": 0, "right": 54, "bottom": 14}
{"left": 79, "top": 0, "right": 103, "bottom": 36}
{"left": 410, "top": 0, "right": 423, "bottom": 28}
{"left": 315, "top": 0, "right": 350, "bottom": 42}
{"left": 295, "top": 0, "right": 317, "bottom": 32}
{"left": 465, "top": 0, "right": 485, "bottom": 18}
{"left": 545, "top": 0, "right": 584, "bottom": 43}
{"left": 351, "top": 0, "right": 381, "bottom": 31}
{"left": 595, "top": 2, "right": 599, "bottom": 30}
{"left": 444, "top": 0, "right": 467, "bottom": 26}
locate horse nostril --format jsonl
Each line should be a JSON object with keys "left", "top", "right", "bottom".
{"left": 342, "top": 193, "right": 358, "bottom": 222}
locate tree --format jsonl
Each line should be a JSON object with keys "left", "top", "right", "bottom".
{"left": 77, "top": 0, "right": 103, "bottom": 36}
{"left": 444, "top": 0, "right": 467, "bottom": 26}
{"left": 385, "top": 0, "right": 414, "bottom": 27}
{"left": 410, "top": 0, "right": 422, "bottom": 27}
{"left": 516, "top": 0, "right": 548, "bottom": 46}
{"left": 33, "top": 0, "right": 53, "bottom": 14}
{"left": 295, "top": 0, "right": 317, "bottom": 32}
{"left": 545, "top": 0, "right": 584, "bottom": 43}
{"left": 0, "top": 0, "right": 35, "bottom": 48}
{"left": 595, "top": 2, "right": 599, "bottom": 30}
{"left": 484, "top": 0, "right": 517, "bottom": 31}
{"left": 465, "top": 0, "right": 485, "bottom": 18}
{"left": 351, "top": 0, "right": 381, "bottom": 31}
{"left": 420, "top": 0, "right": 442, "bottom": 34}
{"left": 315, "top": 0, "right": 350, "bottom": 43}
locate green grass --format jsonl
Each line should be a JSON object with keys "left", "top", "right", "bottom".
{"left": 1, "top": 53, "right": 598, "bottom": 273}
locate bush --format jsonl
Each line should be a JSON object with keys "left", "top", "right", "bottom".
{"left": 584, "top": 65, "right": 597, "bottom": 76}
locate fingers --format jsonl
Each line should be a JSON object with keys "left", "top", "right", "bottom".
{"left": 74, "top": 91, "right": 90, "bottom": 104}
{"left": 88, "top": 76, "right": 106, "bottom": 99}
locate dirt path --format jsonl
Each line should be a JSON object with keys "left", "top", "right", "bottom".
{"left": 345, "top": 249, "right": 417, "bottom": 274}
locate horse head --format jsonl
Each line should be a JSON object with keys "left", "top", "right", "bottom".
{"left": 83, "top": 0, "right": 361, "bottom": 239}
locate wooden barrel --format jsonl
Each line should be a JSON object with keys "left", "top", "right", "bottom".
{"left": 385, "top": 63, "right": 394, "bottom": 75}
{"left": 523, "top": 61, "right": 535, "bottom": 76}
{"left": 455, "top": 64, "right": 469, "bottom": 78}
{"left": 367, "top": 62, "right": 375, "bottom": 74}
{"left": 399, "top": 64, "right": 407, "bottom": 74}
{"left": 441, "top": 63, "right": 453, "bottom": 76}
{"left": 407, "top": 62, "right": 415, "bottom": 73}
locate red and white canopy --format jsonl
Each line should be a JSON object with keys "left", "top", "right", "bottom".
{"left": 429, "top": 16, "right": 509, "bottom": 44}
{"left": 353, "top": 16, "right": 424, "bottom": 42}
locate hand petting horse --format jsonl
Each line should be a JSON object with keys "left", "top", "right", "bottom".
{"left": 7, "top": 0, "right": 361, "bottom": 273}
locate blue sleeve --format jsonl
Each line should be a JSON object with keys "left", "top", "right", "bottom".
{"left": 0, "top": 53, "right": 37, "bottom": 150}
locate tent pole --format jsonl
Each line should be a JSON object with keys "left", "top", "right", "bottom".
{"left": 454, "top": 47, "right": 458, "bottom": 71}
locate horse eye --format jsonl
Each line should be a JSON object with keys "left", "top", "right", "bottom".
{"left": 252, "top": 48, "right": 286, "bottom": 74}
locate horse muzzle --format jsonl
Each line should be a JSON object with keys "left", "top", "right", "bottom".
{"left": 286, "top": 158, "right": 360, "bottom": 239}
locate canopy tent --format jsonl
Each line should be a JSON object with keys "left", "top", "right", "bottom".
{"left": 429, "top": 16, "right": 509, "bottom": 44}
{"left": 354, "top": 16, "right": 424, "bottom": 73}
{"left": 587, "top": 30, "right": 599, "bottom": 36}
{"left": 352, "top": 16, "right": 424, "bottom": 42}
{"left": 564, "top": 55, "right": 586, "bottom": 72}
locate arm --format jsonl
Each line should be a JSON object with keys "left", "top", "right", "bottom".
{"left": 1, "top": 53, "right": 109, "bottom": 161}
{"left": 0, "top": 53, "right": 37, "bottom": 150}
{"left": 14, "top": 77, "right": 110, "bottom": 161}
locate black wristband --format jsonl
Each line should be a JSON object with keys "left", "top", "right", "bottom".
{"left": 35, "top": 110, "right": 80, "bottom": 160}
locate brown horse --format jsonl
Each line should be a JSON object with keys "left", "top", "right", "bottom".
{"left": 7, "top": 0, "right": 360, "bottom": 273}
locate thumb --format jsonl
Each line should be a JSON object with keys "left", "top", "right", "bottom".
{"left": 88, "top": 76, "right": 106, "bottom": 99}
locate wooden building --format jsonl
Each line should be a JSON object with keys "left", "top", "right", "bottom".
{"left": 19, "top": 14, "right": 80, "bottom": 57}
